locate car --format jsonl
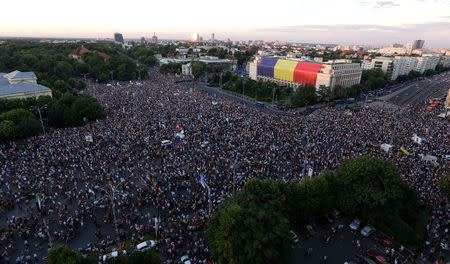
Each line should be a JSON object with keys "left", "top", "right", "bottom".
{"left": 136, "top": 240, "right": 156, "bottom": 252}
{"left": 360, "top": 225, "right": 376, "bottom": 237}
{"left": 362, "top": 256, "right": 377, "bottom": 264}
{"left": 367, "top": 250, "right": 386, "bottom": 264}
{"left": 255, "top": 101, "right": 265, "bottom": 107}
{"left": 324, "top": 213, "right": 334, "bottom": 223}
{"left": 306, "top": 225, "right": 316, "bottom": 236}
{"left": 180, "top": 255, "right": 191, "bottom": 264}
{"left": 290, "top": 230, "right": 299, "bottom": 244}
{"left": 102, "top": 250, "right": 127, "bottom": 262}
{"left": 349, "top": 218, "right": 361, "bottom": 231}
{"left": 161, "top": 140, "right": 173, "bottom": 146}
{"left": 375, "top": 236, "right": 393, "bottom": 248}
{"left": 330, "top": 209, "right": 341, "bottom": 219}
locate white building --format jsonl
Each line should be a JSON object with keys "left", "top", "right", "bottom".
{"left": 182, "top": 63, "right": 192, "bottom": 76}
{"left": 0, "top": 71, "right": 52, "bottom": 99}
{"left": 316, "top": 62, "right": 362, "bottom": 89}
{"left": 416, "top": 55, "right": 440, "bottom": 73}
{"left": 378, "top": 47, "right": 406, "bottom": 55}
{"left": 371, "top": 57, "right": 394, "bottom": 78}
{"left": 361, "top": 60, "right": 373, "bottom": 70}
{"left": 439, "top": 55, "right": 450, "bottom": 67}
{"left": 391, "top": 56, "right": 418, "bottom": 81}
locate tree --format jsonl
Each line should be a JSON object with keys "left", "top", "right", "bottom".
{"left": 0, "top": 120, "right": 15, "bottom": 140}
{"left": 46, "top": 245, "right": 95, "bottom": 264}
{"left": 317, "top": 85, "right": 332, "bottom": 101}
{"left": 208, "top": 179, "right": 291, "bottom": 264}
{"left": 54, "top": 61, "right": 74, "bottom": 80}
{"left": 192, "top": 61, "right": 207, "bottom": 79}
{"left": 292, "top": 84, "right": 316, "bottom": 107}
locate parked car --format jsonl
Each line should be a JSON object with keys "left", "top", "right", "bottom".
{"left": 102, "top": 250, "right": 126, "bottom": 262}
{"left": 306, "top": 225, "right": 316, "bottom": 236}
{"left": 349, "top": 218, "right": 361, "bottom": 231}
{"left": 161, "top": 140, "right": 173, "bottom": 146}
{"left": 375, "top": 236, "right": 393, "bottom": 248}
{"left": 362, "top": 256, "right": 377, "bottom": 264}
{"left": 255, "top": 101, "right": 265, "bottom": 107}
{"left": 180, "top": 255, "right": 191, "bottom": 264}
{"left": 330, "top": 209, "right": 341, "bottom": 219}
{"left": 367, "top": 250, "right": 386, "bottom": 264}
{"left": 290, "top": 230, "right": 299, "bottom": 244}
{"left": 136, "top": 240, "right": 156, "bottom": 252}
{"left": 360, "top": 225, "right": 376, "bottom": 237}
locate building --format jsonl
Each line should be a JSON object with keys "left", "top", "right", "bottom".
{"left": 416, "top": 55, "right": 440, "bottom": 73}
{"left": 151, "top": 33, "right": 158, "bottom": 44}
{"left": 391, "top": 56, "right": 418, "bottom": 81}
{"left": 378, "top": 46, "right": 406, "bottom": 55}
{"left": 412, "top": 39, "right": 425, "bottom": 50}
{"left": 249, "top": 58, "right": 361, "bottom": 90}
{"left": 114, "top": 33, "right": 124, "bottom": 43}
{"left": 361, "top": 60, "right": 372, "bottom": 70}
{"left": 191, "top": 33, "right": 200, "bottom": 42}
{"left": 0, "top": 71, "right": 52, "bottom": 99}
{"left": 371, "top": 57, "right": 394, "bottom": 79}
{"left": 68, "top": 46, "right": 110, "bottom": 62}
{"left": 182, "top": 63, "right": 192, "bottom": 76}
{"left": 406, "top": 43, "right": 413, "bottom": 55}
{"left": 439, "top": 55, "right": 450, "bottom": 68}
{"left": 140, "top": 37, "right": 146, "bottom": 45}
{"left": 211, "top": 33, "right": 215, "bottom": 43}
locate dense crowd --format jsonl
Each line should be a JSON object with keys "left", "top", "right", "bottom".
{"left": 0, "top": 70, "right": 448, "bottom": 263}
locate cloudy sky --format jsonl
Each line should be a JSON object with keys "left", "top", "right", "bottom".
{"left": 1, "top": 0, "right": 449, "bottom": 47}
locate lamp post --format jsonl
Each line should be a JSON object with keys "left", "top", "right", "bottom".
{"left": 30, "top": 105, "right": 47, "bottom": 134}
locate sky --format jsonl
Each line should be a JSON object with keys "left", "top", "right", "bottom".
{"left": 1, "top": 0, "right": 450, "bottom": 47}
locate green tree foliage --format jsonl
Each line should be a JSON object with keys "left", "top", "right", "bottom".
{"left": 160, "top": 63, "right": 182, "bottom": 75}
{"left": 331, "top": 156, "right": 428, "bottom": 249}
{"left": 192, "top": 61, "right": 207, "bottom": 79}
{"left": 46, "top": 245, "right": 95, "bottom": 264}
{"left": 209, "top": 156, "right": 429, "bottom": 262}
{"left": 208, "top": 179, "right": 291, "bottom": 264}
{"left": 291, "top": 84, "right": 317, "bottom": 107}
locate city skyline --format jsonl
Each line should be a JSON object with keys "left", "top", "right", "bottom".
{"left": 1, "top": 0, "right": 450, "bottom": 47}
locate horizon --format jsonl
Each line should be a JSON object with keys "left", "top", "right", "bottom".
{"left": 1, "top": 0, "right": 450, "bottom": 48}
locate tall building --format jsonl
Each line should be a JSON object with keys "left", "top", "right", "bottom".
{"left": 114, "top": 33, "right": 124, "bottom": 43}
{"left": 248, "top": 58, "right": 361, "bottom": 90}
{"left": 191, "top": 33, "right": 199, "bottom": 42}
{"left": 211, "top": 33, "right": 215, "bottom": 43}
{"left": 406, "top": 43, "right": 413, "bottom": 55}
{"left": 140, "top": 37, "right": 146, "bottom": 45}
{"left": 371, "top": 57, "right": 394, "bottom": 79}
{"left": 412, "top": 39, "right": 425, "bottom": 50}
{"left": 415, "top": 55, "right": 440, "bottom": 73}
{"left": 391, "top": 56, "right": 418, "bottom": 81}
{"left": 151, "top": 33, "right": 158, "bottom": 44}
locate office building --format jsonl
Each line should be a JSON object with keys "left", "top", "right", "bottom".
{"left": 412, "top": 39, "right": 425, "bottom": 50}
{"left": 114, "top": 33, "right": 124, "bottom": 43}
{"left": 248, "top": 58, "right": 361, "bottom": 90}
{"left": 371, "top": 57, "right": 394, "bottom": 79}
{"left": 140, "top": 37, "right": 146, "bottom": 45}
{"left": 211, "top": 33, "right": 215, "bottom": 43}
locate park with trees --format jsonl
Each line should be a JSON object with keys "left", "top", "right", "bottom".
{"left": 208, "top": 156, "right": 429, "bottom": 264}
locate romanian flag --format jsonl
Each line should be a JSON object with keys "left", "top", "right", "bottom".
{"left": 146, "top": 174, "right": 151, "bottom": 181}
{"left": 1, "top": 234, "right": 6, "bottom": 241}
{"left": 400, "top": 147, "right": 410, "bottom": 155}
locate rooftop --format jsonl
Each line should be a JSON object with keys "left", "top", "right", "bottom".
{"left": 3, "top": 70, "right": 36, "bottom": 80}
{"left": 0, "top": 82, "right": 52, "bottom": 97}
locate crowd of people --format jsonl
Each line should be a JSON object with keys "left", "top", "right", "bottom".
{"left": 0, "top": 69, "right": 448, "bottom": 263}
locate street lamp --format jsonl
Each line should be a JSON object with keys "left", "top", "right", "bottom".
{"left": 30, "top": 105, "right": 47, "bottom": 134}
{"left": 110, "top": 70, "right": 114, "bottom": 83}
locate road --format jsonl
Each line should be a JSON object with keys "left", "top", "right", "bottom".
{"left": 379, "top": 72, "right": 450, "bottom": 106}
